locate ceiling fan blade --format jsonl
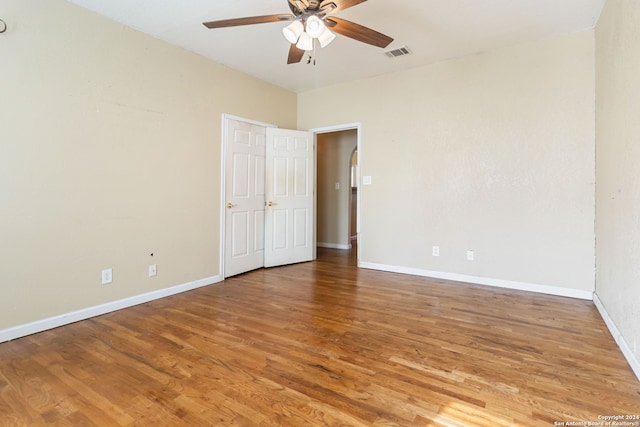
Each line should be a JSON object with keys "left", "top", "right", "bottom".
{"left": 203, "top": 14, "right": 293, "bottom": 29}
{"left": 287, "top": 44, "right": 305, "bottom": 64}
{"left": 325, "top": 17, "right": 393, "bottom": 48}
{"left": 320, "top": 0, "right": 367, "bottom": 13}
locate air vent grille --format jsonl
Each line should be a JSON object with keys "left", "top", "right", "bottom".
{"left": 385, "top": 46, "right": 412, "bottom": 58}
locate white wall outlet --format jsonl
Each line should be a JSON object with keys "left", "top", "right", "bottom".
{"left": 149, "top": 264, "right": 157, "bottom": 277}
{"left": 101, "top": 268, "right": 113, "bottom": 285}
{"left": 362, "top": 176, "right": 372, "bottom": 185}
{"left": 466, "top": 250, "right": 475, "bottom": 261}
{"left": 432, "top": 246, "right": 440, "bottom": 257}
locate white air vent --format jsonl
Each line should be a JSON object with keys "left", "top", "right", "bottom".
{"left": 385, "top": 46, "right": 412, "bottom": 58}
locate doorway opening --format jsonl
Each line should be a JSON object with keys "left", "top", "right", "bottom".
{"left": 312, "top": 123, "right": 362, "bottom": 263}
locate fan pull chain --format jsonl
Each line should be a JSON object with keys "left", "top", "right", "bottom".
{"left": 306, "top": 54, "right": 316, "bottom": 66}
{"left": 306, "top": 39, "right": 317, "bottom": 66}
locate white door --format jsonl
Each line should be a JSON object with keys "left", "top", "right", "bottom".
{"left": 264, "top": 128, "right": 315, "bottom": 267}
{"left": 224, "top": 119, "right": 266, "bottom": 277}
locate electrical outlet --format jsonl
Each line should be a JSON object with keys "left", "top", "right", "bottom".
{"left": 432, "top": 246, "right": 440, "bottom": 257}
{"left": 149, "top": 264, "right": 157, "bottom": 277}
{"left": 101, "top": 268, "right": 113, "bottom": 285}
{"left": 466, "top": 250, "right": 474, "bottom": 261}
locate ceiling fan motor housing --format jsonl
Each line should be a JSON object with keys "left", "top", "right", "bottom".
{"left": 289, "top": 0, "right": 337, "bottom": 17}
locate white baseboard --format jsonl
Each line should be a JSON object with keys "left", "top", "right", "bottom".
{"left": 0, "top": 275, "right": 223, "bottom": 344}
{"left": 358, "top": 261, "right": 594, "bottom": 300}
{"left": 317, "top": 242, "right": 352, "bottom": 250}
{"left": 3, "top": 265, "right": 638, "bottom": 383}
{"left": 593, "top": 293, "right": 640, "bottom": 382}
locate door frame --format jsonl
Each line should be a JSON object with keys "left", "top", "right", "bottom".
{"left": 220, "top": 117, "right": 362, "bottom": 276}
{"left": 219, "top": 114, "right": 277, "bottom": 279}
{"left": 309, "top": 122, "right": 362, "bottom": 264}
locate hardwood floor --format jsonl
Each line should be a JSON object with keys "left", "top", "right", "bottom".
{"left": 1, "top": 248, "right": 639, "bottom": 426}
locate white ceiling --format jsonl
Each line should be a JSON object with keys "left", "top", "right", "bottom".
{"left": 66, "top": 0, "right": 606, "bottom": 93}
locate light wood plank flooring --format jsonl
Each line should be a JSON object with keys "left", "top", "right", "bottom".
{"left": 1, "top": 248, "right": 639, "bottom": 426}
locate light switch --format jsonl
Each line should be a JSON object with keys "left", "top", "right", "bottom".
{"left": 335, "top": 182, "right": 340, "bottom": 190}
{"left": 362, "top": 176, "right": 372, "bottom": 185}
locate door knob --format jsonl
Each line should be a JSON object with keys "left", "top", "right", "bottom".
{"left": 267, "top": 201, "right": 274, "bottom": 207}
{"left": 226, "top": 203, "right": 235, "bottom": 209}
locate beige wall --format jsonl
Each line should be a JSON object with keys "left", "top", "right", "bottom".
{"left": 0, "top": 0, "right": 296, "bottom": 330}
{"left": 317, "top": 130, "right": 357, "bottom": 247}
{"left": 299, "top": 31, "right": 596, "bottom": 293}
{"left": 595, "top": 0, "right": 640, "bottom": 365}
{"left": 4, "top": 0, "right": 628, "bottom": 363}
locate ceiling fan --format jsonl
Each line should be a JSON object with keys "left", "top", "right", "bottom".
{"left": 203, "top": 0, "right": 394, "bottom": 64}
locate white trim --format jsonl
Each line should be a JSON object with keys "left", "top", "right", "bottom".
{"left": 222, "top": 114, "right": 276, "bottom": 129}
{"left": 0, "top": 275, "right": 223, "bottom": 344}
{"left": 220, "top": 116, "right": 228, "bottom": 279}
{"left": 317, "top": 242, "right": 352, "bottom": 250}
{"left": 358, "top": 261, "right": 594, "bottom": 300}
{"left": 313, "top": 133, "right": 318, "bottom": 260}
{"left": 593, "top": 293, "right": 640, "bottom": 381}
{"left": 309, "top": 122, "right": 362, "bottom": 134}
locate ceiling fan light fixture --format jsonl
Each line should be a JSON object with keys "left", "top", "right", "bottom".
{"left": 317, "top": 27, "right": 336, "bottom": 48}
{"left": 305, "top": 15, "right": 325, "bottom": 38}
{"left": 296, "top": 31, "right": 314, "bottom": 51}
{"left": 282, "top": 20, "right": 304, "bottom": 44}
